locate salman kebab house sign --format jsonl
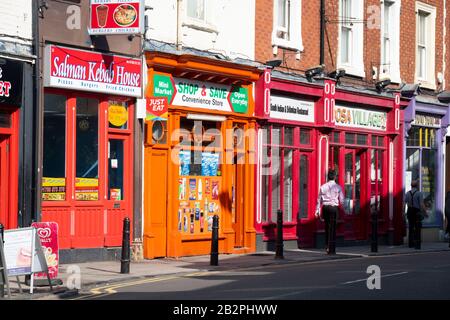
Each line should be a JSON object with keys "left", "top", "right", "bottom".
{"left": 44, "top": 45, "right": 142, "bottom": 97}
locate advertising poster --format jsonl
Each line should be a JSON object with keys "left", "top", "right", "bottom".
{"left": 3, "top": 228, "right": 34, "bottom": 276}
{"left": 41, "top": 177, "right": 66, "bottom": 201}
{"left": 212, "top": 180, "right": 219, "bottom": 200}
{"left": 146, "top": 97, "right": 168, "bottom": 121}
{"left": 110, "top": 188, "right": 122, "bottom": 201}
{"left": 178, "top": 178, "right": 186, "bottom": 200}
{"left": 75, "top": 178, "right": 99, "bottom": 201}
{"left": 31, "top": 222, "right": 59, "bottom": 279}
{"left": 89, "top": 0, "right": 144, "bottom": 35}
{"left": 189, "top": 179, "right": 197, "bottom": 200}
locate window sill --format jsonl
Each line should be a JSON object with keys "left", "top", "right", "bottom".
{"left": 416, "top": 79, "right": 437, "bottom": 91}
{"left": 183, "top": 21, "right": 219, "bottom": 34}
{"left": 272, "top": 38, "right": 304, "bottom": 53}
{"left": 337, "top": 64, "right": 365, "bottom": 78}
{"left": 379, "top": 72, "right": 401, "bottom": 85}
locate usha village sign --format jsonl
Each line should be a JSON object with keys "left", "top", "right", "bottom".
{"left": 335, "top": 106, "right": 387, "bottom": 131}
{"left": 44, "top": 45, "right": 142, "bottom": 97}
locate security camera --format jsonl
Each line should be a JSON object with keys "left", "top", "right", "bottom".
{"left": 328, "top": 69, "right": 346, "bottom": 84}
{"left": 437, "top": 91, "right": 450, "bottom": 104}
{"left": 305, "top": 65, "right": 325, "bottom": 82}
{"left": 375, "top": 78, "right": 391, "bottom": 93}
{"left": 266, "top": 59, "right": 283, "bottom": 69}
{"left": 400, "top": 83, "right": 420, "bottom": 98}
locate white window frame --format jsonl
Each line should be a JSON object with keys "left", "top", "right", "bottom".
{"left": 380, "top": 0, "right": 401, "bottom": 83}
{"left": 337, "top": 0, "right": 365, "bottom": 78}
{"left": 415, "top": 2, "right": 436, "bottom": 90}
{"left": 272, "top": 0, "right": 304, "bottom": 52}
{"left": 184, "top": 0, "right": 217, "bottom": 33}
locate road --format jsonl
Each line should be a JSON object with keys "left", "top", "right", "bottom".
{"left": 75, "top": 251, "right": 450, "bottom": 300}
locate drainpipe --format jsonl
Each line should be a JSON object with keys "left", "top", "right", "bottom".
{"left": 32, "top": 0, "right": 41, "bottom": 224}
{"left": 320, "top": 0, "right": 325, "bottom": 65}
{"left": 176, "top": 0, "right": 183, "bottom": 51}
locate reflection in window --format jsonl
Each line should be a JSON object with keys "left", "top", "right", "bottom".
{"left": 42, "top": 94, "right": 66, "bottom": 201}
{"left": 300, "top": 129, "right": 311, "bottom": 145}
{"left": 76, "top": 98, "right": 99, "bottom": 201}
{"left": 109, "top": 140, "right": 124, "bottom": 200}
{"left": 283, "top": 149, "right": 293, "bottom": 222}
{"left": 406, "top": 148, "right": 420, "bottom": 181}
{"left": 344, "top": 153, "right": 354, "bottom": 214}
{"left": 271, "top": 149, "right": 281, "bottom": 222}
{"left": 299, "top": 155, "right": 309, "bottom": 219}
{"left": 421, "top": 149, "right": 436, "bottom": 223}
{"left": 261, "top": 172, "right": 269, "bottom": 222}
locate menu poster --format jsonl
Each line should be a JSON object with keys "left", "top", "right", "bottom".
{"left": 3, "top": 228, "right": 34, "bottom": 276}
{"left": 212, "top": 180, "right": 219, "bottom": 200}
{"left": 205, "top": 178, "right": 211, "bottom": 195}
{"left": 178, "top": 178, "right": 186, "bottom": 200}
{"left": 189, "top": 179, "right": 197, "bottom": 200}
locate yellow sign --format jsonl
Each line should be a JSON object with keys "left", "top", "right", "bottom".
{"left": 42, "top": 177, "right": 66, "bottom": 201}
{"left": 108, "top": 105, "right": 128, "bottom": 127}
{"left": 75, "top": 178, "right": 99, "bottom": 201}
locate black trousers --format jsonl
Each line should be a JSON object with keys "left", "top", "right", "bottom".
{"left": 407, "top": 209, "right": 422, "bottom": 249}
{"left": 322, "top": 205, "right": 338, "bottom": 254}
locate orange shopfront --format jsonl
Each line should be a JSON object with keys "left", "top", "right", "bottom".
{"left": 143, "top": 51, "right": 260, "bottom": 258}
{"left": 40, "top": 45, "right": 141, "bottom": 250}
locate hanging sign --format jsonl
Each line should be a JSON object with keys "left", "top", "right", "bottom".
{"left": 146, "top": 97, "right": 168, "bottom": 121}
{"left": 152, "top": 74, "right": 250, "bottom": 113}
{"left": 89, "top": 0, "right": 144, "bottom": 35}
{"left": 270, "top": 95, "right": 315, "bottom": 123}
{"left": 335, "top": 106, "right": 387, "bottom": 131}
{"left": 44, "top": 45, "right": 142, "bottom": 97}
{"left": 31, "top": 222, "right": 59, "bottom": 280}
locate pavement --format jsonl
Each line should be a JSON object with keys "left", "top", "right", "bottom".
{"left": 2, "top": 241, "right": 449, "bottom": 300}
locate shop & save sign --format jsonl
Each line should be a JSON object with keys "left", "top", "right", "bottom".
{"left": 152, "top": 74, "right": 249, "bottom": 113}
{"left": 270, "top": 95, "right": 315, "bottom": 122}
{"left": 335, "top": 106, "right": 387, "bottom": 131}
{"left": 44, "top": 45, "right": 142, "bottom": 97}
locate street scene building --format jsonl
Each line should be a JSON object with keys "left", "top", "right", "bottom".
{"left": 1, "top": 0, "right": 450, "bottom": 303}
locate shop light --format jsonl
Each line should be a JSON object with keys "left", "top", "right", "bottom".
{"left": 186, "top": 114, "right": 227, "bottom": 122}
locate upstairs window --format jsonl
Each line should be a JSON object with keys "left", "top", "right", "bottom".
{"left": 380, "top": 0, "right": 400, "bottom": 83}
{"left": 415, "top": 2, "right": 436, "bottom": 89}
{"left": 272, "top": 0, "right": 303, "bottom": 52}
{"left": 338, "top": 0, "right": 364, "bottom": 77}
{"left": 185, "top": 0, "right": 216, "bottom": 31}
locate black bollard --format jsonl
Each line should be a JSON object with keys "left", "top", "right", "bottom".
{"left": 371, "top": 209, "right": 378, "bottom": 253}
{"left": 210, "top": 215, "right": 219, "bottom": 266}
{"left": 275, "top": 209, "right": 284, "bottom": 259}
{"left": 120, "top": 217, "right": 130, "bottom": 274}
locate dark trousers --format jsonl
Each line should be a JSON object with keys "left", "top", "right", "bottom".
{"left": 322, "top": 205, "right": 338, "bottom": 254}
{"left": 407, "top": 209, "right": 422, "bottom": 249}
{"left": 446, "top": 215, "right": 450, "bottom": 234}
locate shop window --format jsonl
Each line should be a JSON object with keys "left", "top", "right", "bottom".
{"left": 283, "top": 149, "right": 293, "bottom": 222}
{"left": 76, "top": 97, "right": 99, "bottom": 201}
{"left": 330, "top": 131, "right": 340, "bottom": 144}
{"left": 284, "top": 127, "right": 294, "bottom": 146}
{"left": 406, "top": 148, "right": 420, "bottom": 182}
{"left": 407, "top": 127, "right": 437, "bottom": 148}
{"left": 108, "top": 101, "right": 128, "bottom": 130}
{"left": 300, "top": 129, "right": 311, "bottom": 145}
{"left": 261, "top": 172, "right": 269, "bottom": 222}
{"left": 372, "top": 135, "right": 384, "bottom": 147}
{"left": 298, "top": 154, "right": 309, "bottom": 219}
{"left": 109, "top": 139, "right": 124, "bottom": 201}
{"left": 421, "top": 149, "right": 436, "bottom": 222}
{"left": 272, "top": 126, "right": 282, "bottom": 146}
{"left": 0, "top": 111, "right": 11, "bottom": 128}
{"left": 42, "top": 94, "right": 67, "bottom": 201}
{"left": 151, "top": 120, "right": 168, "bottom": 145}
{"left": 271, "top": 149, "right": 281, "bottom": 222}
{"left": 356, "top": 134, "right": 367, "bottom": 145}
{"left": 345, "top": 133, "right": 356, "bottom": 144}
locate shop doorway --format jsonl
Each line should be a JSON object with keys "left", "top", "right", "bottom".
{"left": 232, "top": 153, "right": 245, "bottom": 248}
{"left": 329, "top": 146, "right": 369, "bottom": 240}
{"left": 0, "top": 135, "right": 10, "bottom": 228}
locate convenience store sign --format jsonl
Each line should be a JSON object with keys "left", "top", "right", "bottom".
{"left": 152, "top": 74, "right": 249, "bottom": 113}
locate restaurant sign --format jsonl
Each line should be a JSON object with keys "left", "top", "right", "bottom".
{"left": 270, "top": 95, "right": 315, "bottom": 123}
{"left": 412, "top": 114, "right": 442, "bottom": 128}
{"left": 0, "top": 58, "right": 23, "bottom": 107}
{"left": 152, "top": 74, "right": 250, "bottom": 113}
{"left": 44, "top": 45, "right": 141, "bottom": 97}
{"left": 335, "top": 106, "right": 387, "bottom": 131}
{"left": 89, "top": 0, "right": 144, "bottom": 35}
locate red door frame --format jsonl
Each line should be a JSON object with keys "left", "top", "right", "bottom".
{"left": 41, "top": 89, "right": 134, "bottom": 249}
{"left": 0, "top": 107, "right": 19, "bottom": 229}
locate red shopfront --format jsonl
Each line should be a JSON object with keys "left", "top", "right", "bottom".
{"left": 40, "top": 45, "right": 141, "bottom": 249}
{"left": 256, "top": 73, "right": 405, "bottom": 249}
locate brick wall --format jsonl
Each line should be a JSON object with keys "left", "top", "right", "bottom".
{"left": 255, "top": 0, "right": 447, "bottom": 91}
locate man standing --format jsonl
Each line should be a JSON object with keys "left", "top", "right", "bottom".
{"left": 315, "top": 170, "right": 345, "bottom": 254}
{"left": 444, "top": 191, "right": 450, "bottom": 242}
{"left": 405, "top": 180, "right": 427, "bottom": 249}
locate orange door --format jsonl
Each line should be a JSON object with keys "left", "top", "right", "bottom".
{"left": 0, "top": 135, "right": 9, "bottom": 228}
{"left": 147, "top": 149, "right": 168, "bottom": 258}
{"left": 232, "top": 153, "right": 245, "bottom": 247}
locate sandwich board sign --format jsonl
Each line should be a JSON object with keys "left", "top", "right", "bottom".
{"left": 0, "top": 234, "right": 11, "bottom": 299}
{"left": 3, "top": 227, "right": 52, "bottom": 294}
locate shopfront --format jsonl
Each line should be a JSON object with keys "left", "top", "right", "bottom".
{"left": 143, "top": 51, "right": 260, "bottom": 258}
{"left": 0, "top": 58, "right": 23, "bottom": 229}
{"left": 404, "top": 96, "right": 450, "bottom": 239}
{"left": 256, "top": 74, "right": 405, "bottom": 248}
{"left": 41, "top": 45, "right": 141, "bottom": 249}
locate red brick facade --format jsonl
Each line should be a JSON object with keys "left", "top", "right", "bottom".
{"left": 255, "top": 0, "right": 449, "bottom": 91}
